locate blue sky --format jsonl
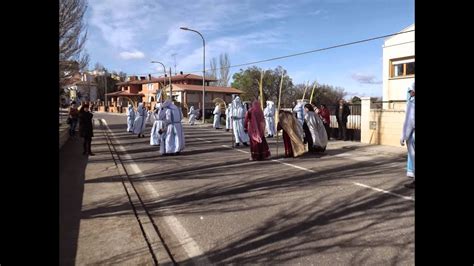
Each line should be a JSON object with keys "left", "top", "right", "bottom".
{"left": 84, "top": 0, "right": 414, "bottom": 98}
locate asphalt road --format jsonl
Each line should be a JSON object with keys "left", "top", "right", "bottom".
{"left": 93, "top": 112, "right": 414, "bottom": 265}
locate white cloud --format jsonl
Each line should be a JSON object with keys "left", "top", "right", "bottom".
{"left": 119, "top": 51, "right": 145, "bottom": 60}
{"left": 351, "top": 73, "right": 382, "bottom": 84}
{"left": 88, "top": 0, "right": 163, "bottom": 50}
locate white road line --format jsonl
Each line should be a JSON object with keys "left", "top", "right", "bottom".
{"left": 101, "top": 119, "right": 210, "bottom": 264}
{"left": 271, "top": 160, "right": 316, "bottom": 173}
{"left": 220, "top": 138, "right": 413, "bottom": 202}
{"left": 353, "top": 182, "right": 414, "bottom": 201}
{"left": 333, "top": 153, "right": 353, "bottom": 157}
{"left": 221, "top": 145, "right": 249, "bottom": 153}
{"left": 196, "top": 137, "right": 212, "bottom": 143}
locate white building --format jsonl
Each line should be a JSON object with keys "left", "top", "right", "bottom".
{"left": 360, "top": 24, "right": 414, "bottom": 147}
{"left": 382, "top": 24, "right": 414, "bottom": 109}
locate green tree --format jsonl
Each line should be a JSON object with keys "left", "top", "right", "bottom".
{"left": 231, "top": 66, "right": 293, "bottom": 107}
{"left": 351, "top": 96, "right": 361, "bottom": 104}
{"left": 308, "top": 84, "right": 347, "bottom": 106}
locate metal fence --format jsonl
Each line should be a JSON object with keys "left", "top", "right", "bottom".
{"left": 328, "top": 104, "right": 361, "bottom": 141}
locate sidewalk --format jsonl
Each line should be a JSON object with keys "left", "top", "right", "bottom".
{"left": 328, "top": 139, "right": 407, "bottom": 157}
{"left": 59, "top": 121, "right": 158, "bottom": 265}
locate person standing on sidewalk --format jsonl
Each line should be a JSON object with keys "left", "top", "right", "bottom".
{"left": 68, "top": 101, "right": 79, "bottom": 137}
{"left": 335, "top": 99, "right": 350, "bottom": 140}
{"left": 78, "top": 104, "right": 95, "bottom": 156}
{"left": 401, "top": 83, "right": 415, "bottom": 188}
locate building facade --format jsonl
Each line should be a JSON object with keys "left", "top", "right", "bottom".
{"left": 108, "top": 73, "right": 243, "bottom": 116}
{"left": 361, "top": 24, "right": 414, "bottom": 147}
{"left": 382, "top": 24, "right": 414, "bottom": 110}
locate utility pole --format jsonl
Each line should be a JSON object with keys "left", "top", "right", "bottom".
{"left": 169, "top": 67, "right": 173, "bottom": 99}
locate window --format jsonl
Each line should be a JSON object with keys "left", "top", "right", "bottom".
{"left": 405, "top": 62, "right": 415, "bottom": 75}
{"left": 390, "top": 57, "right": 415, "bottom": 78}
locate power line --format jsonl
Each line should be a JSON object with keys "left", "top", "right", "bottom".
{"left": 127, "top": 29, "right": 414, "bottom": 77}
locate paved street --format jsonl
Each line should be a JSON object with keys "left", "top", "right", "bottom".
{"left": 60, "top": 112, "right": 414, "bottom": 265}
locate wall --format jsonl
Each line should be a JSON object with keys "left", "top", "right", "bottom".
{"left": 361, "top": 97, "right": 406, "bottom": 147}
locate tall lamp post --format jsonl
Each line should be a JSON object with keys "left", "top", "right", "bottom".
{"left": 97, "top": 70, "right": 108, "bottom": 111}
{"left": 104, "top": 71, "right": 108, "bottom": 111}
{"left": 180, "top": 27, "right": 205, "bottom": 124}
{"left": 151, "top": 61, "right": 167, "bottom": 103}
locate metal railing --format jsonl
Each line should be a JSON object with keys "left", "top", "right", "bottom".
{"left": 328, "top": 104, "right": 361, "bottom": 141}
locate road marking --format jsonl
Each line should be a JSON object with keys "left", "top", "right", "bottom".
{"left": 353, "top": 182, "right": 414, "bottom": 201}
{"left": 101, "top": 119, "right": 211, "bottom": 264}
{"left": 219, "top": 136, "right": 413, "bottom": 202}
{"left": 333, "top": 153, "right": 353, "bottom": 157}
{"left": 222, "top": 145, "right": 249, "bottom": 153}
{"left": 270, "top": 160, "right": 316, "bottom": 173}
{"left": 196, "top": 137, "right": 213, "bottom": 143}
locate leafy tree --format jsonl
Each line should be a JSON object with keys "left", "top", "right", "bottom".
{"left": 231, "top": 66, "right": 294, "bottom": 108}
{"left": 350, "top": 96, "right": 361, "bottom": 104}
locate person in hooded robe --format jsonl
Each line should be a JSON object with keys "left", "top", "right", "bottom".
{"left": 145, "top": 106, "right": 153, "bottom": 125}
{"left": 293, "top": 99, "right": 306, "bottom": 128}
{"left": 303, "top": 104, "right": 328, "bottom": 152}
{"left": 401, "top": 82, "right": 415, "bottom": 189}
{"left": 150, "top": 103, "right": 165, "bottom": 146}
{"left": 225, "top": 103, "right": 233, "bottom": 132}
{"left": 244, "top": 100, "right": 271, "bottom": 161}
{"left": 159, "top": 99, "right": 185, "bottom": 155}
{"left": 212, "top": 102, "right": 222, "bottom": 129}
{"left": 231, "top": 96, "right": 249, "bottom": 147}
{"left": 133, "top": 102, "right": 147, "bottom": 138}
{"left": 263, "top": 100, "right": 276, "bottom": 138}
{"left": 277, "top": 110, "right": 306, "bottom": 158}
{"left": 126, "top": 103, "right": 135, "bottom": 132}
{"left": 188, "top": 106, "right": 198, "bottom": 125}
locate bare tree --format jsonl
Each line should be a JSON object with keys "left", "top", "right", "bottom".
{"left": 59, "top": 0, "right": 89, "bottom": 89}
{"left": 118, "top": 71, "right": 127, "bottom": 82}
{"left": 208, "top": 57, "right": 218, "bottom": 85}
{"left": 93, "top": 63, "right": 107, "bottom": 100}
{"left": 219, "top": 53, "right": 230, "bottom": 87}
{"left": 94, "top": 62, "right": 105, "bottom": 72}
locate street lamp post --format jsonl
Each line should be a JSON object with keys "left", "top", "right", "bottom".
{"left": 180, "top": 27, "right": 205, "bottom": 124}
{"left": 151, "top": 61, "right": 167, "bottom": 103}
{"left": 104, "top": 71, "right": 108, "bottom": 112}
